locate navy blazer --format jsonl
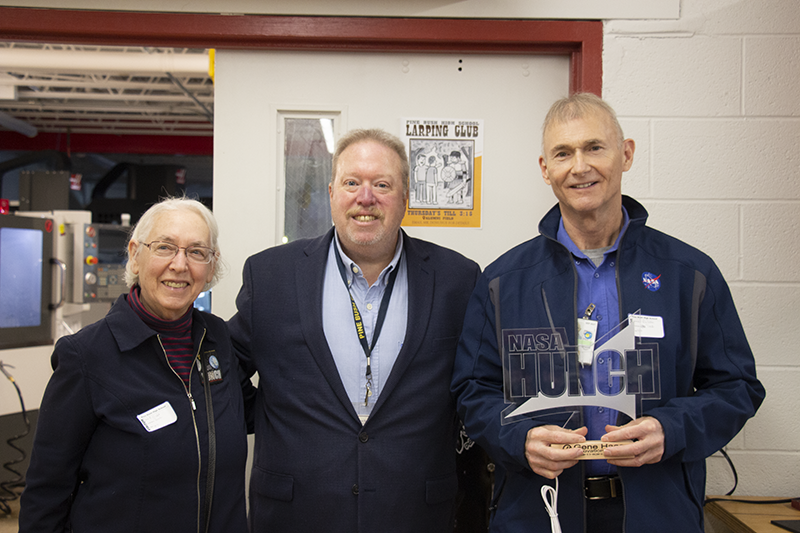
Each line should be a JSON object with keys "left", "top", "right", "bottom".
{"left": 229, "top": 228, "right": 480, "bottom": 533}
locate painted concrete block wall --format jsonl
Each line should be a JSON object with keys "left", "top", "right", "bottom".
{"left": 604, "top": 0, "right": 800, "bottom": 497}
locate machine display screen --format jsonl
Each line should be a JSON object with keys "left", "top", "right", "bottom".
{"left": 96, "top": 227, "right": 129, "bottom": 264}
{"left": 0, "top": 227, "right": 43, "bottom": 328}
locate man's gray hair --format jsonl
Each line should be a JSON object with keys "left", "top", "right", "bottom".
{"left": 332, "top": 128, "right": 410, "bottom": 192}
{"left": 541, "top": 93, "right": 625, "bottom": 158}
{"left": 124, "top": 196, "right": 226, "bottom": 291}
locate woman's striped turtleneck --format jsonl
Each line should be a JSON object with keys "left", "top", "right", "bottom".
{"left": 128, "top": 286, "right": 195, "bottom": 385}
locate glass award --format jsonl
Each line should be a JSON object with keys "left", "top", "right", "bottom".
{"left": 499, "top": 311, "right": 661, "bottom": 426}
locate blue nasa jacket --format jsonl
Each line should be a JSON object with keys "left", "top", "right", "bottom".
{"left": 451, "top": 196, "right": 765, "bottom": 533}
{"left": 19, "top": 294, "right": 251, "bottom": 533}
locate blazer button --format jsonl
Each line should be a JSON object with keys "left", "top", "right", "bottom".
{"left": 352, "top": 484, "right": 359, "bottom": 495}
{"left": 359, "top": 432, "right": 369, "bottom": 443}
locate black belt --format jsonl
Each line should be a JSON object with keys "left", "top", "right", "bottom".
{"left": 584, "top": 476, "right": 622, "bottom": 500}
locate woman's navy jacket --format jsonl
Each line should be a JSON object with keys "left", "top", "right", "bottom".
{"left": 20, "top": 294, "right": 250, "bottom": 533}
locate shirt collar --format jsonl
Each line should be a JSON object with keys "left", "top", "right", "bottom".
{"left": 332, "top": 229, "right": 404, "bottom": 288}
{"left": 556, "top": 206, "right": 630, "bottom": 260}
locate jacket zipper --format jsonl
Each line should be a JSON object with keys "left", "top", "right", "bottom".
{"left": 551, "top": 235, "right": 629, "bottom": 533}
{"left": 158, "top": 329, "right": 207, "bottom": 533}
{"left": 614, "top": 240, "right": 627, "bottom": 533}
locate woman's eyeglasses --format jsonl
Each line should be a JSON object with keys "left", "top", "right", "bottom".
{"left": 141, "top": 241, "right": 216, "bottom": 264}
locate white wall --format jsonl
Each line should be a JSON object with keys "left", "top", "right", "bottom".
{"left": 604, "top": 0, "right": 800, "bottom": 497}
{"left": 0, "top": 345, "right": 52, "bottom": 416}
{"left": 211, "top": 49, "right": 569, "bottom": 320}
{"left": 1, "top": 0, "right": 679, "bottom": 20}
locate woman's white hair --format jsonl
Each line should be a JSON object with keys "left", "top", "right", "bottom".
{"left": 124, "top": 196, "right": 227, "bottom": 291}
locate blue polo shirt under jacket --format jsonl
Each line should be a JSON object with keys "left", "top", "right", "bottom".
{"left": 557, "top": 207, "right": 630, "bottom": 476}
{"left": 322, "top": 230, "right": 408, "bottom": 424}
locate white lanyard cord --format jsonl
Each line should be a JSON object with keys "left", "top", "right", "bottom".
{"left": 541, "top": 476, "right": 562, "bottom": 533}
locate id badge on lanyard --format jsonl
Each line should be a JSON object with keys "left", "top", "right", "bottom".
{"left": 577, "top": 303, "right": 598, "bottom": 366}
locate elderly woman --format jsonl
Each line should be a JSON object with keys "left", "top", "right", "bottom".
{"left": 19, "top": 197, "right": 250, "bottom": 533}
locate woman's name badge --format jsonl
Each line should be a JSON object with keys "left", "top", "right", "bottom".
{"left": 137, "top": 401, "right": 178, "bottom": 433}
{"left": 577, "top": 317, "right": 598, "bottom": 365}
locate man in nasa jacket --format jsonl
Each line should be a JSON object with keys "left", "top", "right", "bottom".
{"left": 451, "top": 93, "right": 764, "bottom": 533}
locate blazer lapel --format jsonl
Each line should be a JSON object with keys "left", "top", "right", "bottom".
{"left": 371, "top": 232, "right": 434, "bottom": 416}
{"left": 295, "top": 228, "right": 358, "bottom": 419}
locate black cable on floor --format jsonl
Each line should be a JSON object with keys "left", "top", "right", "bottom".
{"left": 0, "top": 362, "right": 30, "bottom": 515}
{"left": 704, "top": 447, "right": 799, "bottom": 507}
{"left": 719, "top": 447, "right": 738, "bottom": 496}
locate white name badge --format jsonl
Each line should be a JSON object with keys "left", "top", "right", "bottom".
{"left": 577, "top": 317, "right": 598, "bottom": 365}
{"left": 628, "top": 314, "right": 664, "bottom": 338}
{"left": 137, "top": 401, "right": 178, "bottom": 433}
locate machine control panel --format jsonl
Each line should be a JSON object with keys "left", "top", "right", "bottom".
{"left": 82, "top": 224, "right": 129, "bottom": 302}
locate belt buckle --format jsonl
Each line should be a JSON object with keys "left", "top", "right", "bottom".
{"left": 584, "top": 475, "right": 619, "bottom": 500}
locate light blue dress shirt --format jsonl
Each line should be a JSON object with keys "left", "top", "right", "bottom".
{"left": 557, "top": 207, "right": 630, "bottom": 476}
{"left": 322, "top": 230, "right": 408, "bottom": 423}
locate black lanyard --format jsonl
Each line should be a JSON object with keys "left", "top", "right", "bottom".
{"left": 333, "top": 238, "right": 400, "bottom": 406}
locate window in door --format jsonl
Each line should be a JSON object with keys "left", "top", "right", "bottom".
{"left": 279, "top": 114, "right": 338, "bottom": 243}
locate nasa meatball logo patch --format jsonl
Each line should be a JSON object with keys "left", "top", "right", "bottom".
{"left": 198, "top": 350, "right": 223, "bottom": 384}
{"left": 642, "top": 272, "right": 661, "bottom": 292}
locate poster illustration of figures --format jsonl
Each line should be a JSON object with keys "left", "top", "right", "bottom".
{"left": 401, "top": 117, "right": 483, "bottom": 228}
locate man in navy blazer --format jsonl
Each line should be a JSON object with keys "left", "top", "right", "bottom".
{"left": 228, "top": 128, "right": 482, "bottom": 532}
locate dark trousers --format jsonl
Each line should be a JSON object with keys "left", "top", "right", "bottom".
{"left": 586, "top": 495, "right": 624, "bottom": 533}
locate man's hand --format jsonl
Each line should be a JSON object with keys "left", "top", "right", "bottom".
{"left": 602, "top": 416, "right": 664, "bottom": 467}
{"left": 525, "top": 425, "right": 588, "bottom": 479}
